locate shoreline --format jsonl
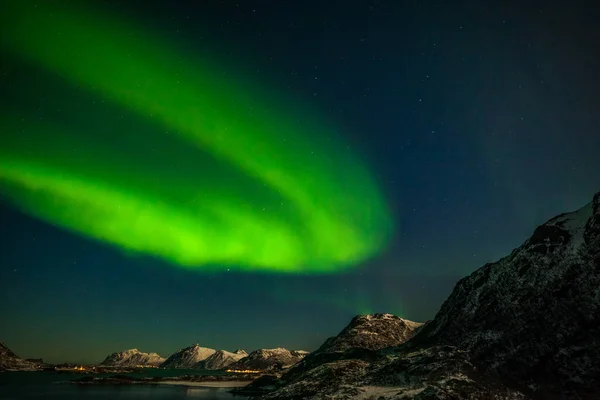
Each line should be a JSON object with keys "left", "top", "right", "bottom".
{"left": 64, "top": 373, "right": 260, "bottom": 388}
{"left": 157, "top": 380, "right": 252, "bottom": 388}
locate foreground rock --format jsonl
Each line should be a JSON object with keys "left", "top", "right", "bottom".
{"left": 160, "top": 344, "right": 216, "bottom": 369}
{"left": 100, "top": 348, "right": 165, "bottom": 367}
{"left": 195, "top": 349, "right": 248, "bottom": 370}
{"left": 0, "top": 341, "right": 40, "bottom": 371}
{"left": 229, "top": 348, "right": 308, "bottom": 371}
{"left": 250, "top": 191, "right": 600, "bottom": 399}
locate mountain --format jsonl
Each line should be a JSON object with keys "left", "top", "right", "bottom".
{"left": 160, "top": 344, "right": 216, "bottom": 369}
{"left": 229, "top": 348, "right": 309, "bottom": 371}
{"left": 100, "top": 348, "right": 165, "bottom": 367}
{"left": 411, "top": 191, "right": 600, "bottom": 398}
{"left": 250, "top": 191, "right": 600, "bottom": 399}
{"left": 195, "top": 349, "right": 248, "bottom": 370}
{"left": 283, "top": 313, "right": 423, "bottom": 382}
{"left": 317, "top": 313, "right": 423, "bottom": 353}
{"left": 0, "top": 341, "right": 40, "bottom": 371}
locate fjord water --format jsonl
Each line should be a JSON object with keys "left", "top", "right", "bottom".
{"left": 0, "top": 372, "right": 248, "bottom": 400}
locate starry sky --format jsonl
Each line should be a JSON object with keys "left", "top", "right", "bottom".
{"left": 1, "top": 0, "right": 598, "bottom": 364}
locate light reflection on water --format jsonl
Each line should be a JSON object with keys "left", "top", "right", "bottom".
{"left": 0, "top": 372, "right": 248, "bottom": 400}
{"left": 0, "top": 385, "right": 247, "bottom": 399}
{"left": 185, "top": 387, "right": 226, "bottom": 397}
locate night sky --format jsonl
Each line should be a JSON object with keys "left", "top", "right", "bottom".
{"left": 1, "top": 0, "right": 598, "bottom": 364}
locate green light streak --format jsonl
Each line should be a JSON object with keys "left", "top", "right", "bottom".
{"left": 0, "top": 0, "right": 392, "bottom": 272}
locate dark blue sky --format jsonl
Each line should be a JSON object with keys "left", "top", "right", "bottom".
{"left": 1, "top": 0, "right": 598, "bottom": 364}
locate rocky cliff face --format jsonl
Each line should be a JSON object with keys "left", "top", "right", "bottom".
{"left": 229, "top": 348, "right": 308, "bottom": 371}
{"left": 195, "top": 349, "right": 247, "bottom": 370}
{"left": 160, "top": 344, "right": 216, "bottom": 369}
{"left": 100, "top": 348, "right": 165, "bottom": 367}
{"left": 414, "top": 191, "right": 600, "bottom": 398}
{"left": 0, "top": 341, "right": 40, "bottom": 371}
{"left": 251, "top": 191, "right": 600, "bottom": 399}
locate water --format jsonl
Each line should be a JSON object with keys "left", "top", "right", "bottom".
{"left": 0, "top": 372, "right": 248, "bottom": 400}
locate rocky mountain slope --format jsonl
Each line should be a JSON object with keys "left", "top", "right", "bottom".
{"left": 229, "top": 348, "right": 309, "bottom": 371}
{"left": 160, "top": 344, "right": 216, "bottom": 369}
{"left": 412, "top": 191, "right": 600, "bottom": 398}
{"left": 319, "top": 314, "right": 424, "bottom": 354}
{"left": 283, "top": 313, "right": 423, "bottom": 382}
{"left": 195, "top": 349, "right": 248, "bottom": 370}
{"left": 100, "top": 348, "right": 165, "bottom": 367}
{"left": 249, "top": 191, "right": 600, "bottom": 399}
{"left": 0, "top": 341, "right": 40, "bottom": 371}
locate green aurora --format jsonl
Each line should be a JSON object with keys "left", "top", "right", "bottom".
{"left": 0, "top": 0, "right": 392, "bottom": 273}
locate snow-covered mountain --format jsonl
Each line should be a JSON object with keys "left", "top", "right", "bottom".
{"left": 195, "top": 349, "right": 247, "bottom": 370}
{"left": 282, "top": 313, "right": 423, "bottom": 382}
{"left": 100, "top": 348, "right": 165, "bottom": 367}
{"left": 160, "top": 344, "right": 216, "bottom": 369}
{"left": 318, "top": 313, "right": 423, "bottom": 353}
{"left": 229, "top": 348, "right": 308, "bottom": 371}
{"left": 409, "top": 191, "right": 600, "bottom": 398}
{"left": 249, "top": 191, "right": 600, "bottom": 399}
{"left": 0, "top": 341, "right": 40, "bottom": 371}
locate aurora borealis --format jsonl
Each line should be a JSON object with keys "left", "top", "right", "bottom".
{"left": 0, "top": 0, "right": 390, "bottom": 272}
{"left": 1, "top": 0, "right": 599, "bottom": 365}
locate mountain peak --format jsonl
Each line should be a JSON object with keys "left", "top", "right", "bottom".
{"left": 194, "top": 349, "right": 248, "bottom": 370}
{"left": 100, "top": 348, "right": 165, "bottom": 367}
{"left": 229, "top": 347, "right": 308, "bottom": 371}
{"left": 272, "top": 312, "right": 424, "bottom": 383}
{"left": 160, "top": 344, "right": 216, "bottom": 369}
{"left": 323, "top": 313, "right": 424, "bottom": 353}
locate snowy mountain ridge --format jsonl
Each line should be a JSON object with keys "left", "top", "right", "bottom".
{"left": 100, "top": 348, "right": 165, "bottom": 367}
{"left": 323, "top": 313, "right": 424, "bottom": 353}
{"left": 160, "top": 344, "right": 216, "bottom": 369}
{"left": 229, "top": 347, "right": 309, "bottom": 371}
{"left": 194, "top": 349, "right": 248, "bottom": 370}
